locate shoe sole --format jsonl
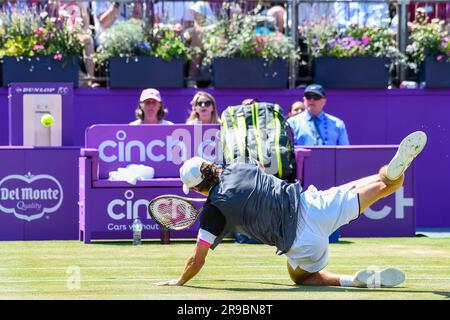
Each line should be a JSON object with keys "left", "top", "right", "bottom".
{"left": 386, "top": 131, "right": 427, "bottom": 181}
{"left": 355, "top": 267, "right": 405, "bottom": 288}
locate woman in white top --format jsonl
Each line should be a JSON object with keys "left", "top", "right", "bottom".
{"left": 130, "top": 88, "right": 174, "bottom": 125}
{"left": 186, "top": 91, "right": 220, "bottom": 124}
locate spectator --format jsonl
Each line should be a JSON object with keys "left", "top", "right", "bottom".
{"left": 130, "top": 88, "right": 173, "bottom": 125}
{"left": 253, "top": 0, "right": 285, "bottom": 33}
{"left": 298, "top": 1, "right": 336, "bottom": 28}
{"left": 54, "top": 1, "right": 99, "bottom": 88}
{"left": 334, "top": 1, "right": 390, "bottom": 30}
{"left": 289, "top": 101, "right": 305, "bottom": 118}
{"left": 287, "top": 84, "right": 349, "bottom": 146}
{"left": 154, "top": 1, "right": 195, "bottom": 31}
{"left": 241, "top": 98, "right": 260, "bottom": 105}
{"left": 186, "top": 91, "right": 220, "bottom": 124}
{"left": 92, "top": 1, "right": 143, "bottom": 41}
{"left": 183, "top": 1, "right": 219, "bottom": 87}
{"left": 408, "top": 2, "right": 449, "bottom": 22}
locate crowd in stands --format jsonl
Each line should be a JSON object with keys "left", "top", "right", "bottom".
{"left": 132, "top": 83, "right": 349, "bottom": 147}
{"left": 1, "top": 1, "right": 448, "bottom": 88}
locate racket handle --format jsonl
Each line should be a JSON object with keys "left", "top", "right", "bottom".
{"left": 160, "top": 227, "right": 170, "bottom": 245}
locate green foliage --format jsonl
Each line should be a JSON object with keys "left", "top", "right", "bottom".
{"left": 94, "top": 19, "right": 190, "bottom": 66}
{"left": 407, "top": 16, "right": 449, "bottom": 72}
{"left": 153, "top": 27, "right": 190, "bottom": 61}
{"left": 0, "top": 6, "right": 84, "bottom": 60}
{"left": 202, "top": 14, "right": 298, "bottom": 66}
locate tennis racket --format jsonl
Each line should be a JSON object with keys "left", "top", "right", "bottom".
{"left": 148, "top": 195, "right": 206, "bottom": 231}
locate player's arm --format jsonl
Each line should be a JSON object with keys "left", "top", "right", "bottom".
{"left": 156, "top": 205, "right": 225, "bottom": 286}
{"left": 156, "top": 242, "right": 209, "bottom": 286}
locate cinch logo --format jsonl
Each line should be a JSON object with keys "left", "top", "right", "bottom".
{"left": 107, "top": 190, "right": 151, "bottom": 221}
{"left": 0, "top": 172, "right": 63, "bottom": 222}
{"left": 97, "top": 128, "right": 221, "bottom": 165}
{"left": 365, "top": 187, "right": 413, "bottom": 220}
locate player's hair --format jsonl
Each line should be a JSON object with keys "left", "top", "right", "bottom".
{"left": 194, "top": 162, "right": 222, "bottom": 193}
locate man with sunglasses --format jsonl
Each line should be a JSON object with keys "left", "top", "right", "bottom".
{"left": 288, "top": 84, "right": 349, "bottom": 146}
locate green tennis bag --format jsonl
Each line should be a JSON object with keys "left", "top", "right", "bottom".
{"left": 220, "top": 102, "right": 296, "bottom": 181}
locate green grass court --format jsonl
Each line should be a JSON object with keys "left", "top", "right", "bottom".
{"left": 0, "top": 237, "right": 449, "bottom": 300}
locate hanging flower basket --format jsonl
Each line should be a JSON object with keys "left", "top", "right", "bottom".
{"left": 313, "top": 57, "right": 390, "bottom": 88}
{"left": 107, "top": 56, "right": 185, "bottom": 88}
{"left": 212, "top": 57, "right": 288, "bottom": 88}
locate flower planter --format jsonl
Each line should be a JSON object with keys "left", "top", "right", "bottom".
{"left": 108, "top": 57, "right": 185, "bottom": 88}
{"left": 2, "top": 56, "right": 80, "bottom": 87}
{"left": 313, "top": 57, "right": 390, "bottom": 89}
{"left": 419, "top": 56, "right": 450, "bottom": 88}
{"left": 211, "top": 58, "right": 288, "bottom": 88}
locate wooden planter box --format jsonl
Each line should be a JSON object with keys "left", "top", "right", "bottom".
{"left": 313, "top": 57, "right": 390, "bottom": 88}
{"left": 419, "top": 56, "right": 450, "bottom": 88}
{"left": 2, "top": 55, "right": 80, "bottom": 87}
{"left": 108, "top": 56, "right": 185, "bottom": 88}
{"left": 212, "top": 57, "right": 288, "bottom": 88}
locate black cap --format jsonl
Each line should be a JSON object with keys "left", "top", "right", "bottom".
{"left": 304, "top": 84, "right": 326, "bottom": 97}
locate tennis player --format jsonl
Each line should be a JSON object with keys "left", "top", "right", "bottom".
{"left": 156, "top": 131, "right": 427, "bottom": 288}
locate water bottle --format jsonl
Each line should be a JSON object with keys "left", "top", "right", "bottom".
{"left": 132, "top": 218, "right": 143, "bottom": 245}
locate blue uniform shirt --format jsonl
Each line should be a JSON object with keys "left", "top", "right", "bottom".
{"left": 288, "top": 111, "right": 350, "bottom": 146}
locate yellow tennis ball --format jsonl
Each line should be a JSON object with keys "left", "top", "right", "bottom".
{"left": 41, "top": 114, "right": 54, "bottom": 127}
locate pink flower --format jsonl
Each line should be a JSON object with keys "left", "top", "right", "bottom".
{"left": 163, "top": 44, "right": 169, "bottom": 50}
{"left": 436, "top": 55, "right": 443, "bottom": 61}
{"left": 255, "top": 47, "right": 262, "bottom": 52}
{"left": 53, "top": 53, "right": 63, "bottom": 60}
{"left": 35, "top": 28, "right": 42, "bottom": 35}
{"left": 361, "top": 37, "right": 371, "bottom": 45}
{"left": 33, "top": 45, "right": 45, "bottom": 51}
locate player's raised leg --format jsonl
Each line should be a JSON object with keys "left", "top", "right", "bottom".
{"left": 357, "top": 131, "right": 427, "bottom": 213}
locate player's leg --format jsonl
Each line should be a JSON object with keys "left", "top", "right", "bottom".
{"left": 357, "top": 131, "right": 427, "bottom": 213}
{"left": 287, "top": 263, "right": 340, "bottom": 286}
{"left": 287, "top": 263, "right": 405, "bottom": 288}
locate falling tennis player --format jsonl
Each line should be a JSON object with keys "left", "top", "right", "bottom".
{"left": 156, "top": 131, "right": 427, "bottom": 288}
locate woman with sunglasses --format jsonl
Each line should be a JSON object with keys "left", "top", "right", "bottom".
{"left": 287, "top": 84, "right": 349, "bottom": 146}
{"left": 186, "top": 91, "right": 221, "bottom": 124}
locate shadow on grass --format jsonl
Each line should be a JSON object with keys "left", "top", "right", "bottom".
{"left": 89, "top": 239, "right": 236, "bottom": 246}
{"left": 186, "top": 280, "right": 450, "bottom": 298}
{"left": 331, "top": 240, "right": 354, "bottom": 245}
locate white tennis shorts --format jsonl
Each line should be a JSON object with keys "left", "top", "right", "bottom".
{"left": 286, "top": 184, "right": 360, "bottom": 273}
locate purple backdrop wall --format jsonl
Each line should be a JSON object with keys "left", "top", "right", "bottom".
{"left": 1, "top": 87, "right": 449, "bottom": 228}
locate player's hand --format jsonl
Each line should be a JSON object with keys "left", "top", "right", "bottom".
{"left": 155, "top": 279, "right": 181, "bottom": 286}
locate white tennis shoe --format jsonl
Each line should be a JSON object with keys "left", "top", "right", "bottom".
{"left": 353, "top": 267, "right": 405, "bottom": 288}
{"left": 386, "top": 131, "right": 427, "bottom": 181}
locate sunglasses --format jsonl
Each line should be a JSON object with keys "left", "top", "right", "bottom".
{"left": 304, "top": 94, "right": 323, "bottom": 101}
{"left": 196, "top": 100, "right": 213, "bottom": 107}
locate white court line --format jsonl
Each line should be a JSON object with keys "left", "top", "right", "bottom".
{"left": 0, "top": 265, "right": 449, "bottom": 271}
{"left": 0, "top": 276, "right": 449, "bottom": 284}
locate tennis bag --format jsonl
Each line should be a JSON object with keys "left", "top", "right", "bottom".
{"left": 220, "top": 102, "right": 296, "bottom": 181}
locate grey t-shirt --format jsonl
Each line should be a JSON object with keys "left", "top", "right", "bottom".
{"left": 203, "top": 160, "right": 301, "bottom": 253}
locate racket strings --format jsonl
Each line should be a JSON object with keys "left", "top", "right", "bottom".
{"left": 149, "top": 198, "right": 199, "bottom": 230}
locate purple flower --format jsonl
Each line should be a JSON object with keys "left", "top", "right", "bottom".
{"left": 33, "top": 44, "right": 45, "bottom": 51}
{"left": 361, "top": 37, "right": 370, "bottom": 45}
{"left": 312, "top": 38, "right": 318, "bottom": 44}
